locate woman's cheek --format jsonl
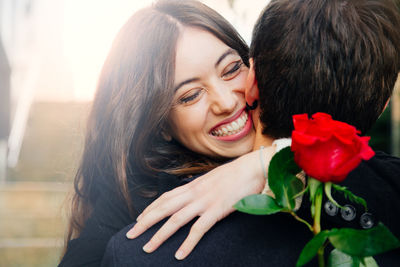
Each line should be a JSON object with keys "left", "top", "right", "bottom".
{"left": 169, "top": 103, "right": 208, "bottom": 140}
{"left": 230, "top": 70, "right": 249, "bottom": 95}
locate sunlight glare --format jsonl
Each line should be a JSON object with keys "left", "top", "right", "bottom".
{"left": 63, "top": 0, "right": 152, "bottom": 101}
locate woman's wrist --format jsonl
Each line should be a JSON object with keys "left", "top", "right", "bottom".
{"left": 234, "top": 146, "right": 276, "bottom": 194}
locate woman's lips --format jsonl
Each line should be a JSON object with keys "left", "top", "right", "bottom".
{"left": 209, "top": 109, "right": 252, "bottom": 142}
{"left": 211, "top": 108, "right": 245, "bottom": 130}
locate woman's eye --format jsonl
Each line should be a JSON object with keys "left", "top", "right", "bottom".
{"left": 222, "top": 60, "right": 243, "bottom": 79}
{"left": 179, "top": 89, "right": 202, "bottom": 104}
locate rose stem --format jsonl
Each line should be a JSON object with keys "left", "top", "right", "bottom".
{"left": 313, "top": 186, "right": 322, "bottom": 234}
{"left": 313, "top": 186, "right": 324, "bottom": 267}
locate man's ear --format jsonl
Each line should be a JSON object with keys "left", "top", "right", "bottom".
{"left": 245, "top": 58, "right": 259, "bottom": 106}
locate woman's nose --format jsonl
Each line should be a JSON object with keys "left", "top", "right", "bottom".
{"left": 210, "top": 85, "right": 237, "bottom": 114}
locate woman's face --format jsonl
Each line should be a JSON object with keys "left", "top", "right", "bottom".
{"left": 168, "top": 27, "right": 255, "bottom": 158}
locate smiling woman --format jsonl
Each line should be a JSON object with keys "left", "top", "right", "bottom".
{"left": 168, "top": 27, "right": 254, "bottom": 158}
{"left": 58, "top": 1, "right": 259, "bottom": 266}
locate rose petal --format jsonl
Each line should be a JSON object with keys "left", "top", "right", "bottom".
{"left": 293, "top": 114, "right": 310, "bottom": 133}
{"left": 359, "top": 136, "right": 375, "bottom": 160}
{"left": 312, "top": 113, "right": 332, "bottom": 120}
{"left": 331, "top": 155, "right": 362, "bottom": 182}
{"left": 292, "top": 131, "right": 319, "bottom": 146}
{"left": 334, "top": 133, "right": 356, "bottom": 145}
{"left": 333, "top": 121, "right": 357, "bottom": 138}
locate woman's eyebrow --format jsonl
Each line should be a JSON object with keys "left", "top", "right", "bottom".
{"left": 215, "top": 48, "right": 236, "bottom": 68}
{"left": 174, "top": 78, "right": 200, "bottom": 92}
{"left": 174, "top": 49, "right": 236, "bottom": 92}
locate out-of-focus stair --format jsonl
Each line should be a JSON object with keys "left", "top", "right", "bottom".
{"left": 0, "top": 182, "right": 70, "bottom": 267}
{"left": 1, "top": 101, "right": 89, "bottom": 266}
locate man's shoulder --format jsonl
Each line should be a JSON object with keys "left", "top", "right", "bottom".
{"left": 365, "top": 151, "right": 400, "bottom": 171}
{"left": 347, "top": 151, "right": 400, "bottom": 194}
{"left": 326, "top": 151, "right": 400, "bottom": 239}
{"left": 101, "top": 212, "right": 313, "bottom": 267}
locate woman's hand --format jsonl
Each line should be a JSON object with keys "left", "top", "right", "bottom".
{"left": 126, "top": 146, "right": 275, "bottom": 260}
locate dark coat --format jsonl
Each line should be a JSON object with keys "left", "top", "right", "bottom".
{"left": 101, "top": 151, "right": 400, "bottom": 267}
{"left": 60, "top": 152, "right": 400, "bottom": 266}
{"left": 58, "top": 173, "right": 183, "bottom": 267}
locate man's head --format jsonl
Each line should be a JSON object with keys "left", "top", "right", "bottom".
{"left": 246, "top": 0, "right": 400, "bottom": 139}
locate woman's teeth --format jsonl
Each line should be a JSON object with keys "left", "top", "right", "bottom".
{"left": 211, "top": 112, "right": 248, "bottom": 137}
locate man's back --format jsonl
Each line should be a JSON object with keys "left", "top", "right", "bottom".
{"left": 102, "top": 152, "right": 400, "bottom": 267}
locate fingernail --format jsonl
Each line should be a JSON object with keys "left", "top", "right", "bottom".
{"left": 143, "top": 242, "right": 153, "bottom": 253}
{"left": 136, "top": 214, "right": 142, "bottom": 221}
{"left": 126, "top": 228, "right": 137, "bottom": 239}
{"left": 175, "top": 250, "right": 185, "bottom": 260}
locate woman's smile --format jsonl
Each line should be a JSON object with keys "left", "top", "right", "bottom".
{"left": 210, "top": 109, "right": 252, "bottom": 141}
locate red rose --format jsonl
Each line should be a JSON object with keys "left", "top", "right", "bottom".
{"left": 291, "top": 113, "right": 375, "bottom": 183}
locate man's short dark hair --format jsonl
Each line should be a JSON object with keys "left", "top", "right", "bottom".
{"left": 250, "top": 0, "right": 400, "bottom": 138}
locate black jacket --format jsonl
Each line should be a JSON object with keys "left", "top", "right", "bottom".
{"left": 60, "top": 152, "right": 400, "bottom": 266}
{"left": 59, "top": 172, "right": 183, "bottom": 267}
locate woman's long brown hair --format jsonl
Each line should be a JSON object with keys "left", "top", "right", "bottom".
{"left": 63, "top": 0, "right": 249, "bottom": 254}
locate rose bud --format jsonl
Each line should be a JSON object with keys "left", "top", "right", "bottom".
{"left": 291, "top": 113, "right": 375, "bottom": 183}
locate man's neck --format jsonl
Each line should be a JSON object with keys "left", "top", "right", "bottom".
{"left": 252, "top": 119, "right": 274, "bottom": 150}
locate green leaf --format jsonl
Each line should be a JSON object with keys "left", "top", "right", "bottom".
{"left": 328, "top": 249, "right": 359, "bottom": 267}
{"left": 328, "top": 249, "right": 378, "bottom": 267}
{"left": 234, "top": 194, "right": 283, "bottom": 215}
{"left": 296, "top": 230, "right": 330, "bottom": 267}
{"left": 328, "top": 223, "right": 400, "bottom": 257}
{"left": 332, "top": 184, "right": 368, "bottom": 211}
{"left": 268, "top": 147, "right": 303, "bottom": 210}
{"left": 361, "top": 257, "right": 379, "bottom": 267}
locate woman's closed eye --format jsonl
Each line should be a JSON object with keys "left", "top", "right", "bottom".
{"left": 222, "top": 60, "right": 243, "bottom": 80}
{"left": 179, "top": 88, "right": 204, "bottom": 104}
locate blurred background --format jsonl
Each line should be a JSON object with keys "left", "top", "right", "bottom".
{"left": 0, "top": 0, "right": 399, "bottom": 266}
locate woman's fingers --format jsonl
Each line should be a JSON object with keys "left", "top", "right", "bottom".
{"left": 127, "top": 192, "right": 190, "bottom": 239}
{"left": 174, "top": 209, "right": 220, "bottom": 260}
{"left": 142, "top": 203, "right": 202, "bottom": 253}
{"left": 137, "top": 185, "right": 188, "bottom": 221}
{"left": 128, "top": 150, "right": 273, "bottom": 258}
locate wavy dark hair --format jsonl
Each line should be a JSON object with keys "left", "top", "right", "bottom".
{"left": 64, "top": 0, "right": 249, "bottom": 249}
